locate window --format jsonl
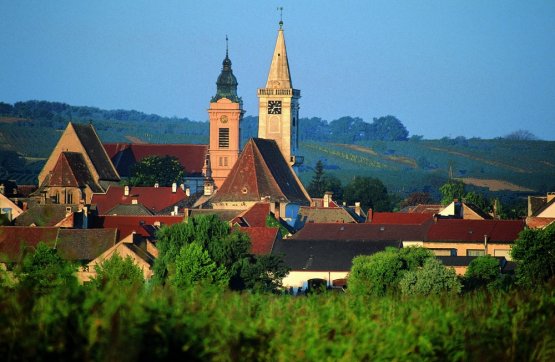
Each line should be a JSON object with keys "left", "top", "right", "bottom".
{"left": 430, "top": 248, "right": 457, "bottom": 256}
{"left": 219, "top": 128, "right": 229, "bottom": 148}
{"left": 66, "top": 191, "right": 73, "bottom": 204}
{"left": 467, "top": 249, "right": 485, "bottom": 257}
{"left": 224, "top": 157, "right": 228, "bottom": 167}
{"left": 218, "top": 157, "right": 223, "bottom": 167}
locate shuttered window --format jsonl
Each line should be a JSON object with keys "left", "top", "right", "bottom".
{"left": 219, "top": 128, "right": 229, "bottom": 148}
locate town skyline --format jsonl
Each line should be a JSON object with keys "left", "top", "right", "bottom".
{"left": 1, "top": 1, "right": 554, "bottom": 139}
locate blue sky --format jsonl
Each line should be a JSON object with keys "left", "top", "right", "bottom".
{"left": 1, "top": 0, "right": 554, "bottom": 139}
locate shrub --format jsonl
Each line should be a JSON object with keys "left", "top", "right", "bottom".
{"left": 400, "top": 258, "right": 462, "bottom": 296}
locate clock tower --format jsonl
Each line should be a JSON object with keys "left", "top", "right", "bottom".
{"left": 257, "top": 20, "right": 302, "bottom": 166}
{"left": 208, "top": 39, "right": 244, "bottom": 188}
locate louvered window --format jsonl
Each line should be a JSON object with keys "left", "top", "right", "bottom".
{"left": 219, "top": 128, "right": 229, "bottom": 148}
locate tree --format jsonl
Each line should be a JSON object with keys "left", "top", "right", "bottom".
{"left": 89, "top": 253, "right": 144, "bottom": 290}
{"left": 504, "top": 129, "right": 539, "bottom": 141}
{"left": 370, "top": 115, "right": 409, "bottom": 141}
{"left": 464, "top": 255, "right": 500, "bottom": 290}
{"left": 349, "top": 247, "right": 433, "bottom": 296}
{"left": 464, "top": 191, "right": 490, "bottom": 213}
{"left": 439, "top": 180, "right": 466, "bottom": 205}
{"left": 344, "top": 176, "right": 390, "bottom": 211}
{"left": 307, "top": 161, "right": 344, "bottom": 199}
{"left": 399, "top": 192, "right": 432, "bottom": 208}
{"left": 399, "top": 258, "right": 462, "bottom": 296}
{"left": 19, "top": 242, "right": 77, "bottom": 294}
{"left": 511, "top": 223, "right": 555, "bottom": 287}
{"left": 129, "top": 155, "right": 185, "bottom": 187}
{"left": 172, "top": 243, "right": 229, "bottom": 288}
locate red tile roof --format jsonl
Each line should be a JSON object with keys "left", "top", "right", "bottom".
{"left": 526, "top": 217, "right": 555, "bottom": 229}
{"left": 91, "top": 186, "right": 189, "bottom": 214}
{"left": 427, "top": 219, "right": 525, "bottom": 243}
{"left": 48, "top": 152, "right": 103, "bottom": 192}
{"left": 0, "top": 226, "right": 58, "bottom": 262}
{"left": 96, "top": 215, "right": 184, "bottom": 240}
{"left": 240, "top": 227, "right": 279, "bottom": 255}
{"left": 368, "top": 212, "right": 434, "bottom": 224}
{"left": 291, "top": 223, "right": 430, "bottom": 242}
{"left": 103, "top": 143, "right": 208, "bottom": 177}
{"left": 212, "top": 138, "right": 310, "bottom": 205}
{"left": 407, "top": 204, "right": 443, "bottom": 214}
{"left": 232, "top": 202, "right": 271, "bottom": 227}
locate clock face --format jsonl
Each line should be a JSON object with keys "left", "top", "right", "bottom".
{"left": 220, "top": 115, "right": 228, "bottom": 123}
{"left": 268, "top": 100, "right": 282, "bottom": 115}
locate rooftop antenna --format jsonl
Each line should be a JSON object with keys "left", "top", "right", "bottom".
{"left": 277, "top": 6, "right": 284, "bottom": 29}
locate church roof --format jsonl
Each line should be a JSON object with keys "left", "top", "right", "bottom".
{"left": 103, "top": 143, "right": 208, "bottom": 177}
{"left": 47, "top": 152, "right": 103, "bottom": 193}
{"left": 71, "top": 123, "right": 120, "bottom": 181}
{"left": 265, "top": 25, "right": 293, "bottom": 89}
{"left": 211, "top": 138, "right": 310, "bottom": 205}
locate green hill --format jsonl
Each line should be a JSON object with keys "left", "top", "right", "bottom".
{"left": 1, "top": 100, "right": 554, "bottom": 202}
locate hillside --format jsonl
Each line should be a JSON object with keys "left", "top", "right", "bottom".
{"left": 1, "top": 101, "right": 554, "bottom": 201}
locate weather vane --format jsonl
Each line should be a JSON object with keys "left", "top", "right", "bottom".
{"left": 277, "top": 6, "right": 284, "bottom": 28}
{"left": 226, "top": 34, "right": 229, "bottom": 57}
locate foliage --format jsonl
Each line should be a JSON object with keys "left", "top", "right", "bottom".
{"left": 348, "top": 247, "right": 433, "bottom": 296}
{"left": 370, "top": 115, "right": 409, "bottom": 141}
{"left": 19, "top": 242, "right": 77, "bottom": 294}
{"left": 464, "top": 191, "right": 491, "bottom": 213}
{"left": 464, "top": 255, "right": 501, "bottom": 290}
{"left": 173, "top": 242, "right": 229, "bottom": 288}
{"left": 155, "top": 215, "right": 287, "bottom": 292}
{"left": 129, "top": 155, "right": 185, "bottom": 187}
{"left": 306, "top": 160, "right": 344, "bottom": 199}
{"left": 344, "top": 176, "right": 391, "bottom": 211}
{"left": 89, "top": 253, "right": 144, "bottom": 290}
{"left": 400, "top": 258, "right": 462, "bottom": 296}
{"left": 399, "top": 192, "right": 432, "bottom": 208}
{"left": 439, "top": 179, "right": 466, "bottom": 205}
{"left": 511, "top": 223, "right": 555, "bottom": 287}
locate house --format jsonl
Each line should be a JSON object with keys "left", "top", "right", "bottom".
{"left": 0, "top": 192, "right": 24, "bottom": 224}
{"left": 78, "top": 233, "right": 157, "bottom": 282}
{"left": 91, "top": 184, "right": 192, "bottom": 215}
{"left": 438, "top": 200, "right": 492, "bottom": 220}
{"left": 274, "top": 222, "right": 428, "bottom": 291}
{"left": 210, "top": 138, "right": 311, "bottom": 227}
{"left": 95, "top": 215, "right": 184, "bottom": 241}
{"left": 104, "top": 143, "right": 209, "bottom": 193}
{"left": 423, "top": 219, "right": 525, "bottom": 260}
{"left": 294, "top": 193, "right": 364, "bottom": 229}
{"left": 34, "top": 122, "right": 120, "bottom": 204}
{"left": 526, "top": 192, "right": 555, "bottom": 228}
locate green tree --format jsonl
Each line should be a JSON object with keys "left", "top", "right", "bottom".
{"left": 307, "top": 161, "right": 344, "bottom": 199}
{"left": 511, "top": 223, "right": 555, "bottom": 287}
{"left": 89, "top": 253, "right": 144, "bottom": 290}
{"left": 349, "top": 247, "right": 433, "bottom": 296}
{"left": 344, "top": 176, "right": 390, "bottom": 211}
{"left": 129, "top": 155, "right": 185, "bottom": 187}
{"left": 370, "top": 115, "right": 409, "bottom": 141}
{"left": 400, "top": 258, "right": 462, "bottom": 296}
{"left": 172, "top": 242, "right": 229, "bottom": 288}
{"left": 464, "top": 255, "right": 500, "bottom": 289}
{"left": 439, "top": 179, "right": 466, "bottom": 205}
{"left": 399, "top": 192, "right": 432, "bottom": 208}
{"left": 19, "top": 242, "right": 77, "bottom": 294}
{"left": 464, "top": 191, "right": 490, "bottom": 213}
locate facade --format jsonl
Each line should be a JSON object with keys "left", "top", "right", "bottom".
{"left": 257, "top": 20, "right": 302, "bottom": 167}
{"left": 208, "top": 43, "right": 244, "bottom": 188}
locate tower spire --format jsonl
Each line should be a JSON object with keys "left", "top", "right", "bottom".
{"left": 278, "top": 6, "right": 283, "bottom": 29}
{"left": 226, "top": 34, "right": 229, "bottom": 58}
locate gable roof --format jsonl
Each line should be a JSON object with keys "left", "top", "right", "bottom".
{"left": 71, "top": 123, "right": 120, "bottom": 181}
{"left": 47, "top": 152, "right": 103, "bottom": 193}
{"left": 405, "top": 204, "right": 443, "bottom": 214}
{"left": 240, "top": 227, "right": 279, "bottom": 255}
{"left": 0, "top": 226, "right": 58, "bottom": 262}
{"left": 56, "top": 228, "right": 118, "bottom": 261}
{"left": 103, "top": 143, "right": 208, "bottom": 177}
{"left": 96, "top": 215, "right": 184, "bottom": 241}
{"left": 534, "top": 197, "right": 555, "bottom": 217}
{"left": 212, "top": 138, "right": 310, "bottom": 205}
{"left": 368, "top": 212, "right": 433, "bottom": 225}
{"left": 105, "top": 203, "right": 155, "bottom": 216}
{"left": 231, "top": 202, "right": 271, "bottom": 227}
{"left": 91, "top": 186, "right": 189, "bottom": 215}
{"left": 291, "top": 222, "right": 430, "bottom": 242}
{"left": 427, "top": 219, "right": 525, "bottom": 243}
{"left": 272, "top": 238, "right": 400, "bottom": 271}
{"left": 296, "top": 207, "right": 360, "bottom": 226}
{"left": 526, "top": 216, "right": 555, "bottom": 229}
{"left": 14, "top": 204, "right": 71, "bottom": 226}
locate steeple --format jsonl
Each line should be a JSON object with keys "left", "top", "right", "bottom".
{"left": 213, "top": 36, "right": 240, "bottom": 103}
{"left": 265, "top": 21, "right": 292, "bottom": 89}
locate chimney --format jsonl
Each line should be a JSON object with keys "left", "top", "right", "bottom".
{"left": 154, "top": 182, "right": 159, "bottom": 188}
{"left": 174, "top": 205, "right": 179, "bottom": 215}
{"left": 367, "top": 208, "right": 373, "bottom": 223}
{"left": 354, "top": 202, "right": 361, "bottom": 216}
{"left": 124, "top": 185, "right": 130, "bottom": 196}
{"left": 185, "top": 188, "right": 191, "bottom": 197}
{"left": 172, "top": 182, "right": 177, "bottom": 193}
{"left": 323, "top": 191, "right": 333, "bottom": 208}
{"left": 180, "top": 183, "right": 185, "bottom": 191}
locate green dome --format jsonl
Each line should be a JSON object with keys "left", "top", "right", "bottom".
{"left": 213, "top": 53, "right": 240, "bottom": 103}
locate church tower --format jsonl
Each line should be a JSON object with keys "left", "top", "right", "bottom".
{"left": 208, "top": 39, "right": 244, "bottom": 188}
{"left": 257, "top": 19, "right": 302, "bottom": 166}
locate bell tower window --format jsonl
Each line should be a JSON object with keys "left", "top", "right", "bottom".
{"left": 219, "top": 128, "right": 229, "bottom": 148}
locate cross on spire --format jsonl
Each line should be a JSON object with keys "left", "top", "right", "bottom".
{"left": 278, "top": 6, "right": 284, "bottom": 29}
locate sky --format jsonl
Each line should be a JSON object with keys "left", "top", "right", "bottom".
{"left": 1, "top": 0, "right": 554, "bottom": 140}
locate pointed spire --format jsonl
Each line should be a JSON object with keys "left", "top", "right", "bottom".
{"left": 265, "top": 19, "right": 292, "bottom": 89}
{"left": 213, "top": 35, "right": 239, "bottom": 103}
